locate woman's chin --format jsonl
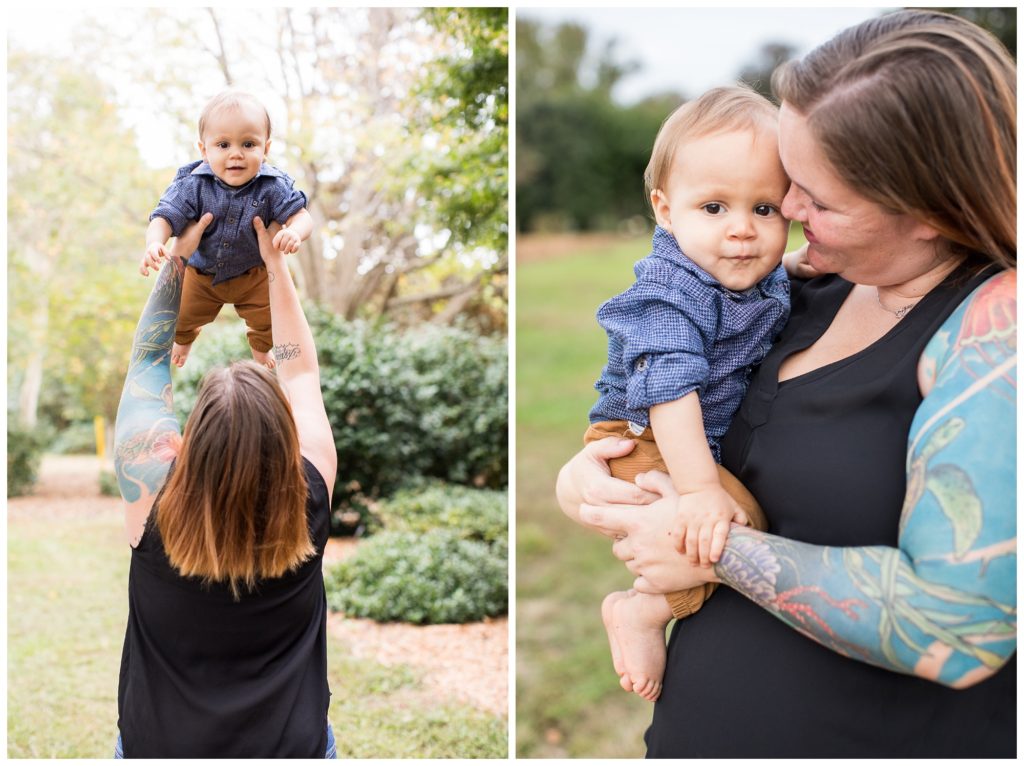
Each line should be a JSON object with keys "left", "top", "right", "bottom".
{"left": 806, "top": 244, "right": 837, "bottom": 274}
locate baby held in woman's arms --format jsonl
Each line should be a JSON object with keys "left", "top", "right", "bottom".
{"left": 585, "top": 86, "right": 810, "bottom": 701}
{"left": 140, "top": 89, "right": 313, "bottom": 369}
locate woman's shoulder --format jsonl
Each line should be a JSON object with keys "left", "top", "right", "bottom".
{"left": 918, "top": 269, "right": 1015, "bottom": 395}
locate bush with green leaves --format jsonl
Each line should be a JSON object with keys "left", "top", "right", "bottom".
{"left": 99, "top": 469, "right": 121, "bottom": 497}
{"left": 171, "top": 311, "right": 508, "bottom": 527}
{"left": 325, "top": 529, "right": 507, "bottom": 624}
{"left": 48, "top": 420, "right": 100, "bottom": 455}
{"left": 373, "top": 480, "right": 507, "bottom": 544}
{"left": 8, "top": 425, "right": 46, "bottom": 497}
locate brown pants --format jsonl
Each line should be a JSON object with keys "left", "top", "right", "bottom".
{"left": 176, "top": 266, "right": 273, "bottom": 353}
{"left": 584, "top": 420, "right": 768, "bottom": 620}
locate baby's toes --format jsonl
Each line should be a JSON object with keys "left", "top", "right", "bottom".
{"left": 619, "top": 673, "right": 634, "bottom": 692}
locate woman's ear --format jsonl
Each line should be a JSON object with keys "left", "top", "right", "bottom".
{"left": 909, "top": 218, "right": 941, "bottom": 242}
{"left": 650, "top": 189, "right": 672, "bottom": 231}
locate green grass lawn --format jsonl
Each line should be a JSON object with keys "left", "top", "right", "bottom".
{"left": 515, "top": 228, "right": 806, "bottom": 757}
{"left": 516, "top": 235, "right": 656, "bottom": 758}
{"left": 8, "top": 500, "right": 505, "bottom": 758}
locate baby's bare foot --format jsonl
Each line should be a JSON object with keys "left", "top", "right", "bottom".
{"left": 601, "top": 590, "right": 634, "bottom": 692}
{"left": 171, "top": 342, "right": 192, "bottom": 368}
{"left": 252, "top": 348, "right": 276, "bottom": 369}
{"left": 611, "top": 590, "right": 674, "bottom": 702}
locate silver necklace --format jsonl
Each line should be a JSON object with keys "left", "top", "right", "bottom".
{"left": 876, "top": 289, "right": 920, "bottom": 320}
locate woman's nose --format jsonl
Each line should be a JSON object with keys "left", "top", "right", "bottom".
{"left": 780, "top": 184, "right": 803, "bottom": 221}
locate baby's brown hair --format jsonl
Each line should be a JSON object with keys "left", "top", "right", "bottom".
{"left": 644, "top": 85, "right": 779, "bottom": 201}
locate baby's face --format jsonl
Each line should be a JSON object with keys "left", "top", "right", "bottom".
{"left": 652, "top": 127, "right": 790, "bottom": 291}
{"left": 199, "top": 103, "right": 270, "bottom": 188}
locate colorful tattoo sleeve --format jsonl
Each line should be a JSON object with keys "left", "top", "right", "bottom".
{"left": 114, "top": 260, "right": 184, "bottom": 505}
{"left": 715, "top": 272, "right": 1016, "bottom": 688}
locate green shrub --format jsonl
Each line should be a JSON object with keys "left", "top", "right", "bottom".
{"left": 312, "top": 308, "right": 508, "bottom": 502}
{"left": 325, "top": 529, "right": 507, "bottom": 624}
{"left": 374, "top": 480, "right": 507, "bottom": 544}
{"left": 7, "top": 425, "right": 46, "bottom": 497}
{"left": 48, "top": 420, "right": 100, "bottom": 455}
{"left": 98, "top": 469, "right": 121, "bottom": 497}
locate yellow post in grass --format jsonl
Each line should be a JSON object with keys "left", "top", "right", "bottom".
{"left": 94, "top": 415, "right": 106, "bottom": 460}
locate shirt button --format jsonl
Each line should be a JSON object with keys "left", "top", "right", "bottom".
{"left": 228, "top": 217, "right": 236, "bottom": 224}
{"left": 635, "top": 356, "right": 648, "bottom": 372}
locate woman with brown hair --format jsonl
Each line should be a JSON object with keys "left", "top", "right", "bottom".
{"left": 113, "top": 213, "right": 337, "bottom": 757}
{"left": 557, "top": 9, "right": 1015, "bottom": 757}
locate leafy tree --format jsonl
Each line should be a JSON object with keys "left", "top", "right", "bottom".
{"left": 54, "top": 8, "right": 506, "bottom": 326}
{"left": 516, "top": 19, "right": 674, "bottom": 232}
{"left": 8, "top": 48, "right": 158, "bottom": 429}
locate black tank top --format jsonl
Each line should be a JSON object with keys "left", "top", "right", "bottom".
{"left": 645, "top": 267, "right": 1015, "bottom": 757}
{"left": 117, "top": 457, "right": 331, "bottom": 758}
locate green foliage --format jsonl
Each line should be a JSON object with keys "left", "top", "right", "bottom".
{"left": 325, "top": 529, "right": 507, "bottom": 624}
{"left": 7, "top": 425, "right": 46, "bottom": 497}
{"left": 416, "top": 8, "right": 508, "bottom": 255}
{"left": 98, "top": 469, "right": 121, "bottom": 498}
{"left": 311, "top": 307, "right": 507, "bottom": 505}
{"left": 374, "top": 480, "right": 507, "bottom": 544}
{"left": 515, "top": 20, "right": 678, "bottom": 232}
{"left": 7, "top": 48, "right": 164, "bottom": 432}
{"left": 48, "top": 421, "right": 100, "bottom": 455}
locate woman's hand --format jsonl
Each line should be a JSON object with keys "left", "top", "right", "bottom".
{"left": 580, "top": 470, "right": 720, "bottom": 593}
{"left": 253, "top": 217, "right": 284, "bottom": 263}
{"left": 555, "top": 437, "right": 661, "bottom": 531}
{"left": 166, "top": 213, "right": 215, "bottom": 271}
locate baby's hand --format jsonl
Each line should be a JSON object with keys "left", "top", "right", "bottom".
{"left": 674, "top": 486, "right": 745, "bottom": 567}
{"left": 139, "top": 242, "right": 168, "bottom": 277}
{"left": 272, "top": 226, "right": 302, "bottom": 254}
{"left": 782, "top": 243, "right": 821, "bottom": 279}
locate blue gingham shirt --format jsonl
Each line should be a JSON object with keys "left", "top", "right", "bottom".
{"left": 590, "top": 226, "right": 790, "bottom": 462}
{"left": 150, "top": 160, "right": 307, "bottom": 285}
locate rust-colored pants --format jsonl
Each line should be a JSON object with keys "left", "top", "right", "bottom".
{"left": 584, "top": 420, "right": 768, "bottom": 619}
{"left": 175, "top": 265, "right": 273, "bottom": 353}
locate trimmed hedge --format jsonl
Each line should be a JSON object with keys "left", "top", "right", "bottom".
{"left": 373, "top": 480, "right": 507, "bottom": 544}
{"left": 325, "top": 529, "right": 507, "bottom": 624}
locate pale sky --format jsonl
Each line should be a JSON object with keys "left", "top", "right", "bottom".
{"left": 517, "top": 7, "right": 889, "bottom": 104}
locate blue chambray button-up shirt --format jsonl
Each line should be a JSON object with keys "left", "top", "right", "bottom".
{"left": 590, "top": 226, "right": 790, "bottom": 462}
{"left": 150, "top": 160, "right": 307, "bottom": 285}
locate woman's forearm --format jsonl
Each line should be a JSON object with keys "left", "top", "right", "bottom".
{"left": 715, "top": 527, "right": 1014, "bottom": 688}
{"left": 263, "top": 250, "right": 319, "bottom": 381}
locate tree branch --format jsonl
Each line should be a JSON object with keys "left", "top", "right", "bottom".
{"left": 205, "top": 8, "right": 233, "bottom": 85}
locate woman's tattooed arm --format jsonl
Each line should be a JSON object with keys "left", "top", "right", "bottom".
{"left": 716, "top": 272, "right": 1016, "bottom": 688}
{"left": 113, "top": 258, "right": 184, "bottom": 538}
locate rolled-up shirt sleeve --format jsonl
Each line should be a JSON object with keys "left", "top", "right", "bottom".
{"left": 149, "top": 177, "right": 200, "bottom": 237}
{"left": 268, "top": 176, "right": 308, "bottom": 225}
{"left": 597, "top": 278, "right": 716, "bottom": 412}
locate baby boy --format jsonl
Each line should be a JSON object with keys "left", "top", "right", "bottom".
{"left": 140, "top": 90, "right": 313, "bottom": 368}
{"left": 586, "top": 86, "right": 801, "bottom": 701}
